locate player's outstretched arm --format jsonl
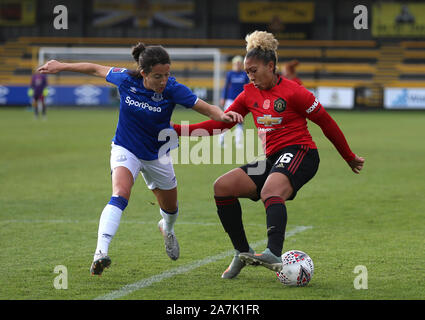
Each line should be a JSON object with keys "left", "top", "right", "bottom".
{"left": 308, "top": 105, "right": 365, "bottom": 174}
{"left": 192, "top": 99, "right": 243, "bottom": 123}
{"left": 173, "top": 96, "right": 249, "bottom": 137}
{"left": 38, "top": 60, "right": 111, "bottom": 78}
{"left": 347, "top": 154, "right": 365, "bottom": 174}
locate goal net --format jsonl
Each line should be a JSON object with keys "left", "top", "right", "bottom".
{"left": 38, "top": 47, "right": 225, "bottom": 106}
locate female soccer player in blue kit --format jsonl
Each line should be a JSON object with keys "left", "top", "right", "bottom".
{"left": 38, "top": 43, "right": 242, "bottom": 275}
{"left": 219, "top": 55, "right": 250, "bottom": 148}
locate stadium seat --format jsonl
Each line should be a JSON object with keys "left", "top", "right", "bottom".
{"left": 1, "top": 37, "right": 425, "bottom": 89}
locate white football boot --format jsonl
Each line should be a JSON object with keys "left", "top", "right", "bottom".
{"left": 222, "top": 247, "right": 255, "bottom": 279}
{"left": 239, "top": 248, "right": 282, "bottom": 272}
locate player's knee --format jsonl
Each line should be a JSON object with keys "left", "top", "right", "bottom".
{"left": 111, "top": 167, "right": 134, "bottom": 200}
{"left": 260, "top": 189, "right": 275, "bottom": 202}
{"left": 260, "top": 188, "right": 291, "bottom": 203}
{"left": 213, "top": 177, "right": 234, "bottom": 197}
{"left": 159, "top": 199, "right": 178, "bottom": 213}
{"left": 112, "top": 184, "right": 131, "bottom": 201}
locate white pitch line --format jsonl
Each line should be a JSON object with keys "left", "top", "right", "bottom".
{"left": 94, "top": 225, "right": 312, "bottom": 300}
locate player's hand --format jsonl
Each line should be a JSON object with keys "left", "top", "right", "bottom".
{"left": 219, "top": 111, "right": 243, "bottom": 123}
{"left": 37, "top": 60, "right": 63, "bottom": 74}
{"left": 348, "top": 155, "right": 364, "bottom": 174}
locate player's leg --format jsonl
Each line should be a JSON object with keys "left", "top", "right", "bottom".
{"left": 40, "top": 96, "right": 46, "bottom": 118}
{"left": 240, "top": 145, "right": 320, "bottom": 272}
{"left": 91, "top": 167, "right": 133, "bottom": 275}
{"left": 214, "top": 162, "right": 270, "bottom": 278}
{"left": 218, "top": 132, "right": 225, "bottom": 147}
{"left": 260, "top": 146, "right": 319, "bottom": 259}
{"left": 239, "top": 172, "right": 293, "bottom": 272}
{"left": 152, "top": 187, "right": 178, "bottom": 230}
{"left": 37, "top": 99, "right": 42, "bottom": 116}
{"left": 33, "top": 97, "right": 39, "bottom": 118}
{"left": 214, "top": 167, "right": 259, "bottom": 251}
{"left": 152, "top": 188, "right": 179, "bottom": 260}
{"left": 235, "top": 123, "right": 244, "bottom": 149}
{"left": 260, "top": 172, "right": 293, "bottom": 257}
{"left": 91, "top": 145, "right": 140, "bottom": 275}
{"left": 218, "top": 99, "right": 233, "bottom": 148}
{"left": 141, "top": 155, "right": 180, "bottom": 260}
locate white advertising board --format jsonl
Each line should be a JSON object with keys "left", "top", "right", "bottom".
{"left": 316, "top": 87, "right": 354, "bottom": 109}
{"left": 384, "top": 88, "right": 425, "bottom": 109}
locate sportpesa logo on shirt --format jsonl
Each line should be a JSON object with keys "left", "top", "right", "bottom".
{"left": 125, "top": 96, "right": 162, "bottom": 113}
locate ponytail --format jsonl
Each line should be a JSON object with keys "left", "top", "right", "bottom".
{"left": 128, "top": 42, "right": 171, "bottom": 78}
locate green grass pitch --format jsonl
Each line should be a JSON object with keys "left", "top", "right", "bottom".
{"left": 0, "top": 106, "right": 424, "bottom": 300}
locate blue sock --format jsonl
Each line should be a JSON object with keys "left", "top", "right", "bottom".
{"left": 108, "top": 195, "right": 128, "bottom": 211}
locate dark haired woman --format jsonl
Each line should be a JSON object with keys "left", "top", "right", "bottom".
{"left": 173, "top": 31, "right": 365, "bottom": 279}
{"left": 38, "top": 43, "right": 242, "bottom": 275}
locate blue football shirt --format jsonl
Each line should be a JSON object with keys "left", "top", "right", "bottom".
{"left": 106, "top": 67, "right": 198, "bottom": 160}
{"left": 222, "top": 70, "right": 250, "bottom": 100}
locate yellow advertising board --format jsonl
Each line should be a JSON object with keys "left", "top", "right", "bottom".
{"left": 372, "top": 2, "right": 425, "bottom": 37}
{"left": 239, "top": 2, "right": 315, "bottom": 24}
{"left": 93, "top": 0, "right": 194, "bottom": 28}
{"left": 0, "top": 0, "right": 36, "bottom": 26}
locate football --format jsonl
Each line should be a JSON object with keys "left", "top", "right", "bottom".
{"left": 276, "top": 250, "right": 314, "bottom": 287}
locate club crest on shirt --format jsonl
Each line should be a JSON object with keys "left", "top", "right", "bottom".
{"left": 274, "top": 98, "right": 286, "bottom": 113}
{"left": 151, "top": 92, "right": 163, "bottom": 102}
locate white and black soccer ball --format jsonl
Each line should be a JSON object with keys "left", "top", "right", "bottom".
{"left": 276, "top": 250, "right": 314, "bottom": 287}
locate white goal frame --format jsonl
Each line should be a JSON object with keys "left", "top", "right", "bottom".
{"left": 38, "top": 47, "right": 223, "bottom": 106}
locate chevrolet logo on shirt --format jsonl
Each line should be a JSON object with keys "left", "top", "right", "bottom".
{"left": 257, "top": 115, "right": 282, "bottom": 126}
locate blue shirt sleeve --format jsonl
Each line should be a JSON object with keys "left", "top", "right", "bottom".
{"left": 106, "top": 67, "right": 129, "bottom": 87}
{"left": 169, "top": 80, "right": 198, "bottom": 108}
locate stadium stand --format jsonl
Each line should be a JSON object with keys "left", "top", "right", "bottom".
{"left": 1, "top": 37, "right": 425, "bottom": 98}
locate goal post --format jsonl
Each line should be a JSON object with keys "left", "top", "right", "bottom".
{"left": 38, "top": 46, "right": 224, "bottom": 106}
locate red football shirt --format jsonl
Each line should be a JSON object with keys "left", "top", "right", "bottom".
{"left": 288, "top": 77, "right": 303, "bottom": 86}
{"left": 174, "top": 75, "right": 355, "bottom": 162}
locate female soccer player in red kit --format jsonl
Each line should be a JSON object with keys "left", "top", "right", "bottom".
{"left": 173, "top": 31, "right": 365, "bottom": 279}
{"left": 282, "top": 59, "right": 303, "bottom": 86}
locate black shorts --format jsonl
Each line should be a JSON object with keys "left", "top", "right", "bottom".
{"left": 240, "top": 144, "right": 320, "bottom": 201}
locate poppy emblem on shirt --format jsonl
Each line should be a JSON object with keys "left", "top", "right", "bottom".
{"left": 274, "top": 98, "right": 286, "bottom": 113}
{"left": 263, "top": 99, "right": 271, "bottom": 110}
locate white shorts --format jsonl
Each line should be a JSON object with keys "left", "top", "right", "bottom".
{"left": 110, "top": 144, "right": 177, "bottom": 190}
